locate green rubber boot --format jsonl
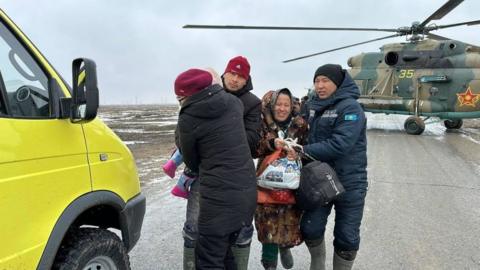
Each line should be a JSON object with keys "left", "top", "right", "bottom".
{"left": 183, "top": 246, "right": 195, "bottom": 270}
{"left": 232, "top": 245, "right": 251, "bottom": 270}
{"left": 333, "top": 250, "right": 356, "bottom": 270}
{"left": 306, "top": 238, "right": 326, "bottom": 270}
{"left": 261, "top": 243, "right": 278, "bottom": 270}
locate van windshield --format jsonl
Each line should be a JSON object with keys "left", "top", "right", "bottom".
{"left": 0, "top": 21, "right": 50, "bottom": 117}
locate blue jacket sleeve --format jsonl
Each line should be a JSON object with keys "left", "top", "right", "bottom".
{"left": 303, "top": 101, "right": 365, "bottom": 161}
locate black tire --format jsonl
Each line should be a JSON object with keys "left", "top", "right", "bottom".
{"left": 53, "top": 228, "right": 130, "bottom": 270}
{"left": 404, "top": 116, "right": 425, "bottom": 135}
{"left": 444, "top": 119, "right": 463, "bottom": 129}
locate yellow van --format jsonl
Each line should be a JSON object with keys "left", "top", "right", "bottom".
{"left": 0, "top": 9, "right": 145, "bottom": 270}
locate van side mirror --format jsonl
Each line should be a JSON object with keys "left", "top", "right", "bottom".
{"left": 71, "top": 58, "right": 99, "bottom": 122}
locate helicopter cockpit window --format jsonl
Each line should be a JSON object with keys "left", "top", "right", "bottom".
{"left": 0, "top": 21, "right": 50, "bottom": 118}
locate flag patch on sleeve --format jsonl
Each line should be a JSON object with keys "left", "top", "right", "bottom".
{"left": 344, "top": 114, "right": 358, "bottom": 121}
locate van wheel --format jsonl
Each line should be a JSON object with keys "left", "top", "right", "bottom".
{"left": 53, "top": 228, "right": 130, "bottom": 270}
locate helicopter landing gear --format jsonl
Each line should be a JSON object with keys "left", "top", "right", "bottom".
{"left": 444, "top": 119, "right": 463, "bottom": 129}
{"left": 404, "top": 116, "right": 425, "bottom": 135}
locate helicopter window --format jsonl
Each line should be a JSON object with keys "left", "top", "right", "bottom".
{"left": 0, "top": 21, "right": 50, "bottom": 119}
{"left": 449, "top": 43, "right": 456, "bottom": 50}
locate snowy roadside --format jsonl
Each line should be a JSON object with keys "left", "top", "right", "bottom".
{"left": 99, "top": 106, "right": 480, "bottom": 269}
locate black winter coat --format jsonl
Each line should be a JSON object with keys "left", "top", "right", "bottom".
{"left": 303, "top": 73, "right": 367, "bottom": 189}
{"left": 177, "top": 84, "right": 257, "bottom": 235}
{"left": 223, "top": 76, "right": 262, "bottom": 158}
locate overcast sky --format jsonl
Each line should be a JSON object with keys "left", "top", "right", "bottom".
{"left": 2, "top": 0, "right": 479, "bottom": 104}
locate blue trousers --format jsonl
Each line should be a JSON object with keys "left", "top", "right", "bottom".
{"left": 300, "top": 186, "right": 367, "bottom": 251}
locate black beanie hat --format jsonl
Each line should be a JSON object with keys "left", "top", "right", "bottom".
{"left": 313, "top": 64, "right": 345, "bottom": 87}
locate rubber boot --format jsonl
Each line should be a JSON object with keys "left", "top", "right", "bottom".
{"left": 171, "top": 185, "right": 189, "bottom": 198}
{"left": 279, "top": 247, "right": 294, "bottom": 269}
{"left": 183, "top": 246, "right": 195, "bottom": 270}
{"left": 231, "top": 245, "right": 251, "bottom": 270}
{"left": 162, "top": 159, "right": 177, "bottom": 178}
{"left": 333, "top": 250, "right": 356, "bottom": 270}
{"left": 261, "top": 243, "right": 278, "bottom": 270}
{"left": 305, "top": 238, "right": 326, "bottom": 270}
{"left": 261, "top": 260, "right": 277, "bottom": 270}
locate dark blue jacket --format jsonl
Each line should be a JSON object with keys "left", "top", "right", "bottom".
{"left": 303, "top": 73, "right": 367, "bottom": 189}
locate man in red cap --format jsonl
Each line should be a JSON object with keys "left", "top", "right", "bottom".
{"left": 181, "top": 57, "right": 262, "bottom": 270}
{"left": 222, "top": 56, "right": 262, "bottom": 157}
{"left": 175, "top": 68, "right": 257, "bottom": 270}
{"left": 222, "top": 56, "right": 262, "bottom": 269}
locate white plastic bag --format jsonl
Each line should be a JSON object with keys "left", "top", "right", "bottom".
{"left": 257, "top": 157, "right": 301, "bottom": 190}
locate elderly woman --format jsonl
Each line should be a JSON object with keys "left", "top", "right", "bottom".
{"left": 255, "top": 88, "right": 308, "bottom": 270}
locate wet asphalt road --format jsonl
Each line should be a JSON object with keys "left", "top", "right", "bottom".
{"left": 129, "top": 115, "right": 480, "bottom": 270}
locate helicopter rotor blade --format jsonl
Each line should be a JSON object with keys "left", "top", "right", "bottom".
{"left": 183, "top": 24, "right": 399, "bottom": 32}
{"left": 431, "top": 19, "right": 480, "bottom": 30}
{"left": 426, "top": 33, "right": 452, "bottom": 40}
{"left": 283, "top": 34, "right": 401, "bottom": 63}
{"left": 427, "top": 33, "right": 477, "bottom": 47}
{"left": 419, "top": 0, "right": 464, "bottom": 28}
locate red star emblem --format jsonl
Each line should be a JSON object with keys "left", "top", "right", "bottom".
{"left": 457, "top": 87, "right": 480, "bottom": 107}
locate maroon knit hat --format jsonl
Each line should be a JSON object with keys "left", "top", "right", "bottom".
{"left": 174, "top": 69, "right": 213, "bottom": 97}
{"left": 224, "top": 56, "right": 250, "bottom": 80}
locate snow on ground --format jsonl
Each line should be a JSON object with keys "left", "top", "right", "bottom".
{"left": 124, "top": 141, "right": 147, "bottom": 145}
{"left": 366, "top": 113, "right": 446, "bottom": 136}
{"left": 95, "top": 105, "right": 480, "bottom": 269}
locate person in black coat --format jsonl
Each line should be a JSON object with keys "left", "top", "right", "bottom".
{"left": 181, "top": 57, "right": 261, "bottom": 270}
{"left": 300, "top": 64, "right": 368, "bottom": 270}
{"left": 175, "top": 68, "right": 257, "bottom": 270}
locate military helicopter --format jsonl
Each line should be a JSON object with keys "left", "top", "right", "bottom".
{"left": 184, "top": 0, "right": 480, "bottom": 135}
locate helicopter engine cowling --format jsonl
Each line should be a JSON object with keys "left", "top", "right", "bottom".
{"left": 385, "top": 51, "right": 399, "bottom": 66}
{"left": 348, "top": 54, "right": 363, "bottom": 68}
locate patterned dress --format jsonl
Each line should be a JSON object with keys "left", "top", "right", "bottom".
{"left": 254, "top": 89, "right": 308, "bottom": 247}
